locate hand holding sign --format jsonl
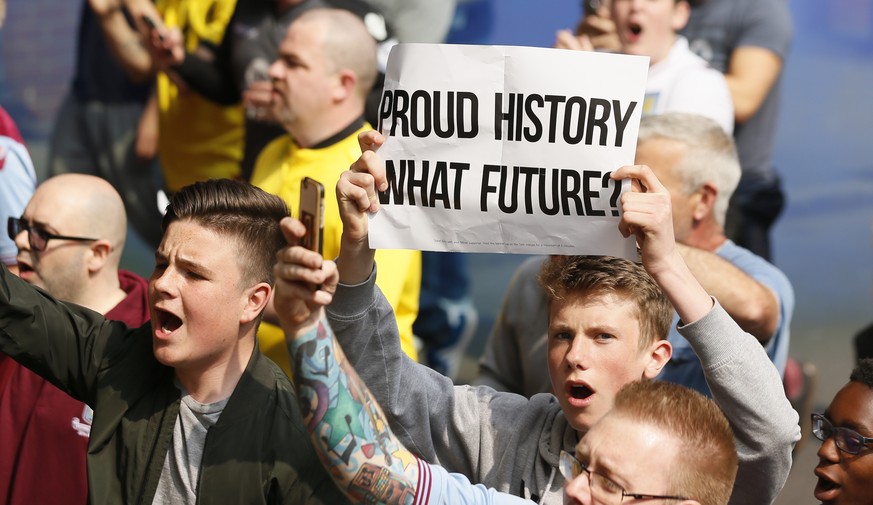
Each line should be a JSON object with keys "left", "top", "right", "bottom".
{"left": 336, "top": 131, "right": 388, "bottom": 285}
{"left": 612, "top": 164, "right": 715, "bottom": 326}
{"left": 612, "top": 164, "right": 678, "bottom": 280}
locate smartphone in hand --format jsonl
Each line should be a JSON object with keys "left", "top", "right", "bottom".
{"left": 299, "top": 177, "right": 324, "bottom": 256}
{"left": 583, "top": 0, "right": 602, "bottom": 16}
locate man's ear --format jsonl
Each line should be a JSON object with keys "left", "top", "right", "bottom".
{"left": 672, "top": 0, "right": 691, "bottom": 31}
{"left": 333, "top": 69, "right": 358, "bottom": 103}
{"left": 86, "top": 240, "right": 113, "bottom": 273}
{"left": 693, "top": 182, "right": 718, "bottom": 221}
{"left": 643, "top": 339, "right": 672, "bottom": 379}
{"left": 241, "top": 282, "right": 272, "bottom": 325}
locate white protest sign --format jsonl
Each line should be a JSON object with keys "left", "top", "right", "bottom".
{"left": 370, "top": 43, "right": 648, "bottom": 258}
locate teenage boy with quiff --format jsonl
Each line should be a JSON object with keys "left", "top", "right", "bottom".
{"left": 0, "top": 179, "right": 349, "bottom": 504}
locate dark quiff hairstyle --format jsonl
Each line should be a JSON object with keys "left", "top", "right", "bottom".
{"left": 613, "top": 380, "right": 738, "bottom": 505}
{"left": 161, "top": 179, "right": 290, "bottom": 286}
{"left": 850, "top": 358, "right": 873, "bottom": 388}
{"left": 538, "top": 255, "right": 673, "bottom": 349}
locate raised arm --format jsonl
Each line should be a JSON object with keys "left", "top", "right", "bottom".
{"left": 289, "top": 316, "right": 427, "bottom": 503}
{"left": 274, "top": 218, "right": 531, "bottom": 505}
{"left": 325, "top": 136, "right": 538, "bottom": 483}
{"left": 573, "top": 3, "right": 621, "bottom": 52}
{"left": 88, "top": 0, "right": 155, "bottom": 82}
{"left": 335, "top": 130, "right": 386, "bottom": 285}
{"left": 613, "top": 165, "right": 799, "bottom": 504}
{"left": 0, "top": 264, "right": 125, "bottom": 406}
{"left": 272, "top": 217, "right": 417, "bottom": 503}
{"left": 612, "top": 165, "right": 712, "bottom": 322}
{"left": 328, "top": 133, "right": 468, "bottom": 463}
{"left": 169, "top": 28, "right": 240, "bottom": 105}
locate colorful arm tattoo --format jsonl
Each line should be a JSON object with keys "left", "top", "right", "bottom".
{"left": 287, "top": 319, "right": 420, "bottom": 505}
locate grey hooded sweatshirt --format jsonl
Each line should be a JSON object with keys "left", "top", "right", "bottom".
{"left": 327, "top": 268, "right": 799, "bottom": 505}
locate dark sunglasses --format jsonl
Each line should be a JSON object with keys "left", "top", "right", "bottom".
{"left": 7, "top": 217, "right": 98, "bottom": 253}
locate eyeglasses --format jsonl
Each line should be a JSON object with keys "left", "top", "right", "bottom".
{"left": 812, "top": 413, "right": 873, "bottom": 455}
{"left": 559, "top": 450, "right": 689, "bottom": 504}
{"left": 7, "top": 217, "right": 98, "bottom": 253}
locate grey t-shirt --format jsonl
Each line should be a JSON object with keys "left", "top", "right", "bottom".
{"left": 681, "top": 0, "right": 793, "bottom": 197}
{"left": 152, "top": 389, "right": 229, "bottom": 505}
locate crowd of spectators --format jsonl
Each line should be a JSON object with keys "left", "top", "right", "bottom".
{"left": 1, "top": 1, "right": 868, "bottom": 505}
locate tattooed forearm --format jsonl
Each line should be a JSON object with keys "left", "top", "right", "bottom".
{"left": 289, "top": 319, "right": 420, "bottom": 505}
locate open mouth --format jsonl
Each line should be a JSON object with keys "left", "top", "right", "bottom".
{"left": 17, "top": 262, "right": 33, "bottom": 274}
{"left": 566, "top": 382, "right": 595, "bottom": 406}
{"left": 570, "top": 384, "right": 593, "bottom": 399}
{"left": 625, "top": 21, "right": 643, "bottom": 44}
{"left": 814, "top": 471, "right": 840, "bottom": 502}
{"left": 155, "top": 309, "right": 183, "bottom": 336}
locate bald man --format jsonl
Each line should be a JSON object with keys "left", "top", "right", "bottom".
{"left": 0, "top": 174, "right": 150, "bottom": 505}
{"left": 250, "top": 8, "right": 422, "bottom": 371}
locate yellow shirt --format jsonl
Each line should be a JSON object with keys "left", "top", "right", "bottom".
{"left": 251, "top": 124, "right": 421, "bottom": 370}
{"left": 156, "top": 0, "right": 244, "bottom": 191}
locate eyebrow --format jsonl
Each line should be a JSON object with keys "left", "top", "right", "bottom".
{"left": 281, "top": 50, "right": 307, "bottom": 67}
{"left": 550, "top": 322, "right": 623, "bottom": 337}
{"left": 822, "top": 411, "right": 873, "bottom": 436}
{"left": 548, "top": 321, "right": 574, "bottom": 334}
{"left": 590, "top": 455, "right": 628, "bottom": 489}
{"left": 29, "top": 218, "right": 58, "bottom": 234}
{"left": 153, "top": 252, "right": 213, "bottom": 276}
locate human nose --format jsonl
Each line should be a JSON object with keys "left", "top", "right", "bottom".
{"left": 150, "top": 265, "right": 179, "bottom": 297}
{"left": 268, "top": 59, "right": 284, "bottom": 81}
{"left": 566, "top": 339, "right": 591, "bottom": 370}
{"left": 10, "top": 220, "right": 30, "bottom": 252}
{"left": 816, "top": 431, "right": 841, "bottom": 463}
{"left": 563, "top": 471, "right": 594, "bottom": 505}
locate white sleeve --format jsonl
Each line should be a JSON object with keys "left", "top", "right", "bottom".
{"left": 422, "top": 460, "right": 534, "bottom": 505}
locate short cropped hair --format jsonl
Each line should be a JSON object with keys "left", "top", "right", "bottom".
{"left": 297, "top": 8, "right": 378, "bottom": 101}
{"left": 638, "top": 113, "right": 741, "bottom": 226}
{"left": 538, "top": 256, "right": 673, "bottom": 349}
{"left": 850, "top": 358, "right": 873, "bottom": 388}
{"left": 612, "top": 381, "right": 738, "bottom": 505}
{"left": 162, "top": 179, "right": 290, "bottom": 287}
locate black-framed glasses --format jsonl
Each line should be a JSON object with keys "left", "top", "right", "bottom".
{"left": 812, "top": 413, "right": 873, "bottom": 455}
{"left": 559, "top": 450, "right": 689, "bottom": 504}
{"left": 7, "top": 217, "right": 98, "bottom": 253}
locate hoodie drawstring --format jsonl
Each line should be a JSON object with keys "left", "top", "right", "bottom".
{"left": 537, "top": 466, "right": 557, "bottom": 505}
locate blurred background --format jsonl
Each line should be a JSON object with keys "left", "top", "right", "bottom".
{"left": 2, "top": 0, "right": 871, "bottom": 502}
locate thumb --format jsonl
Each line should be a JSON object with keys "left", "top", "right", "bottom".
{"left": 280, "top": 217, "right": 306, "bottom": 246}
